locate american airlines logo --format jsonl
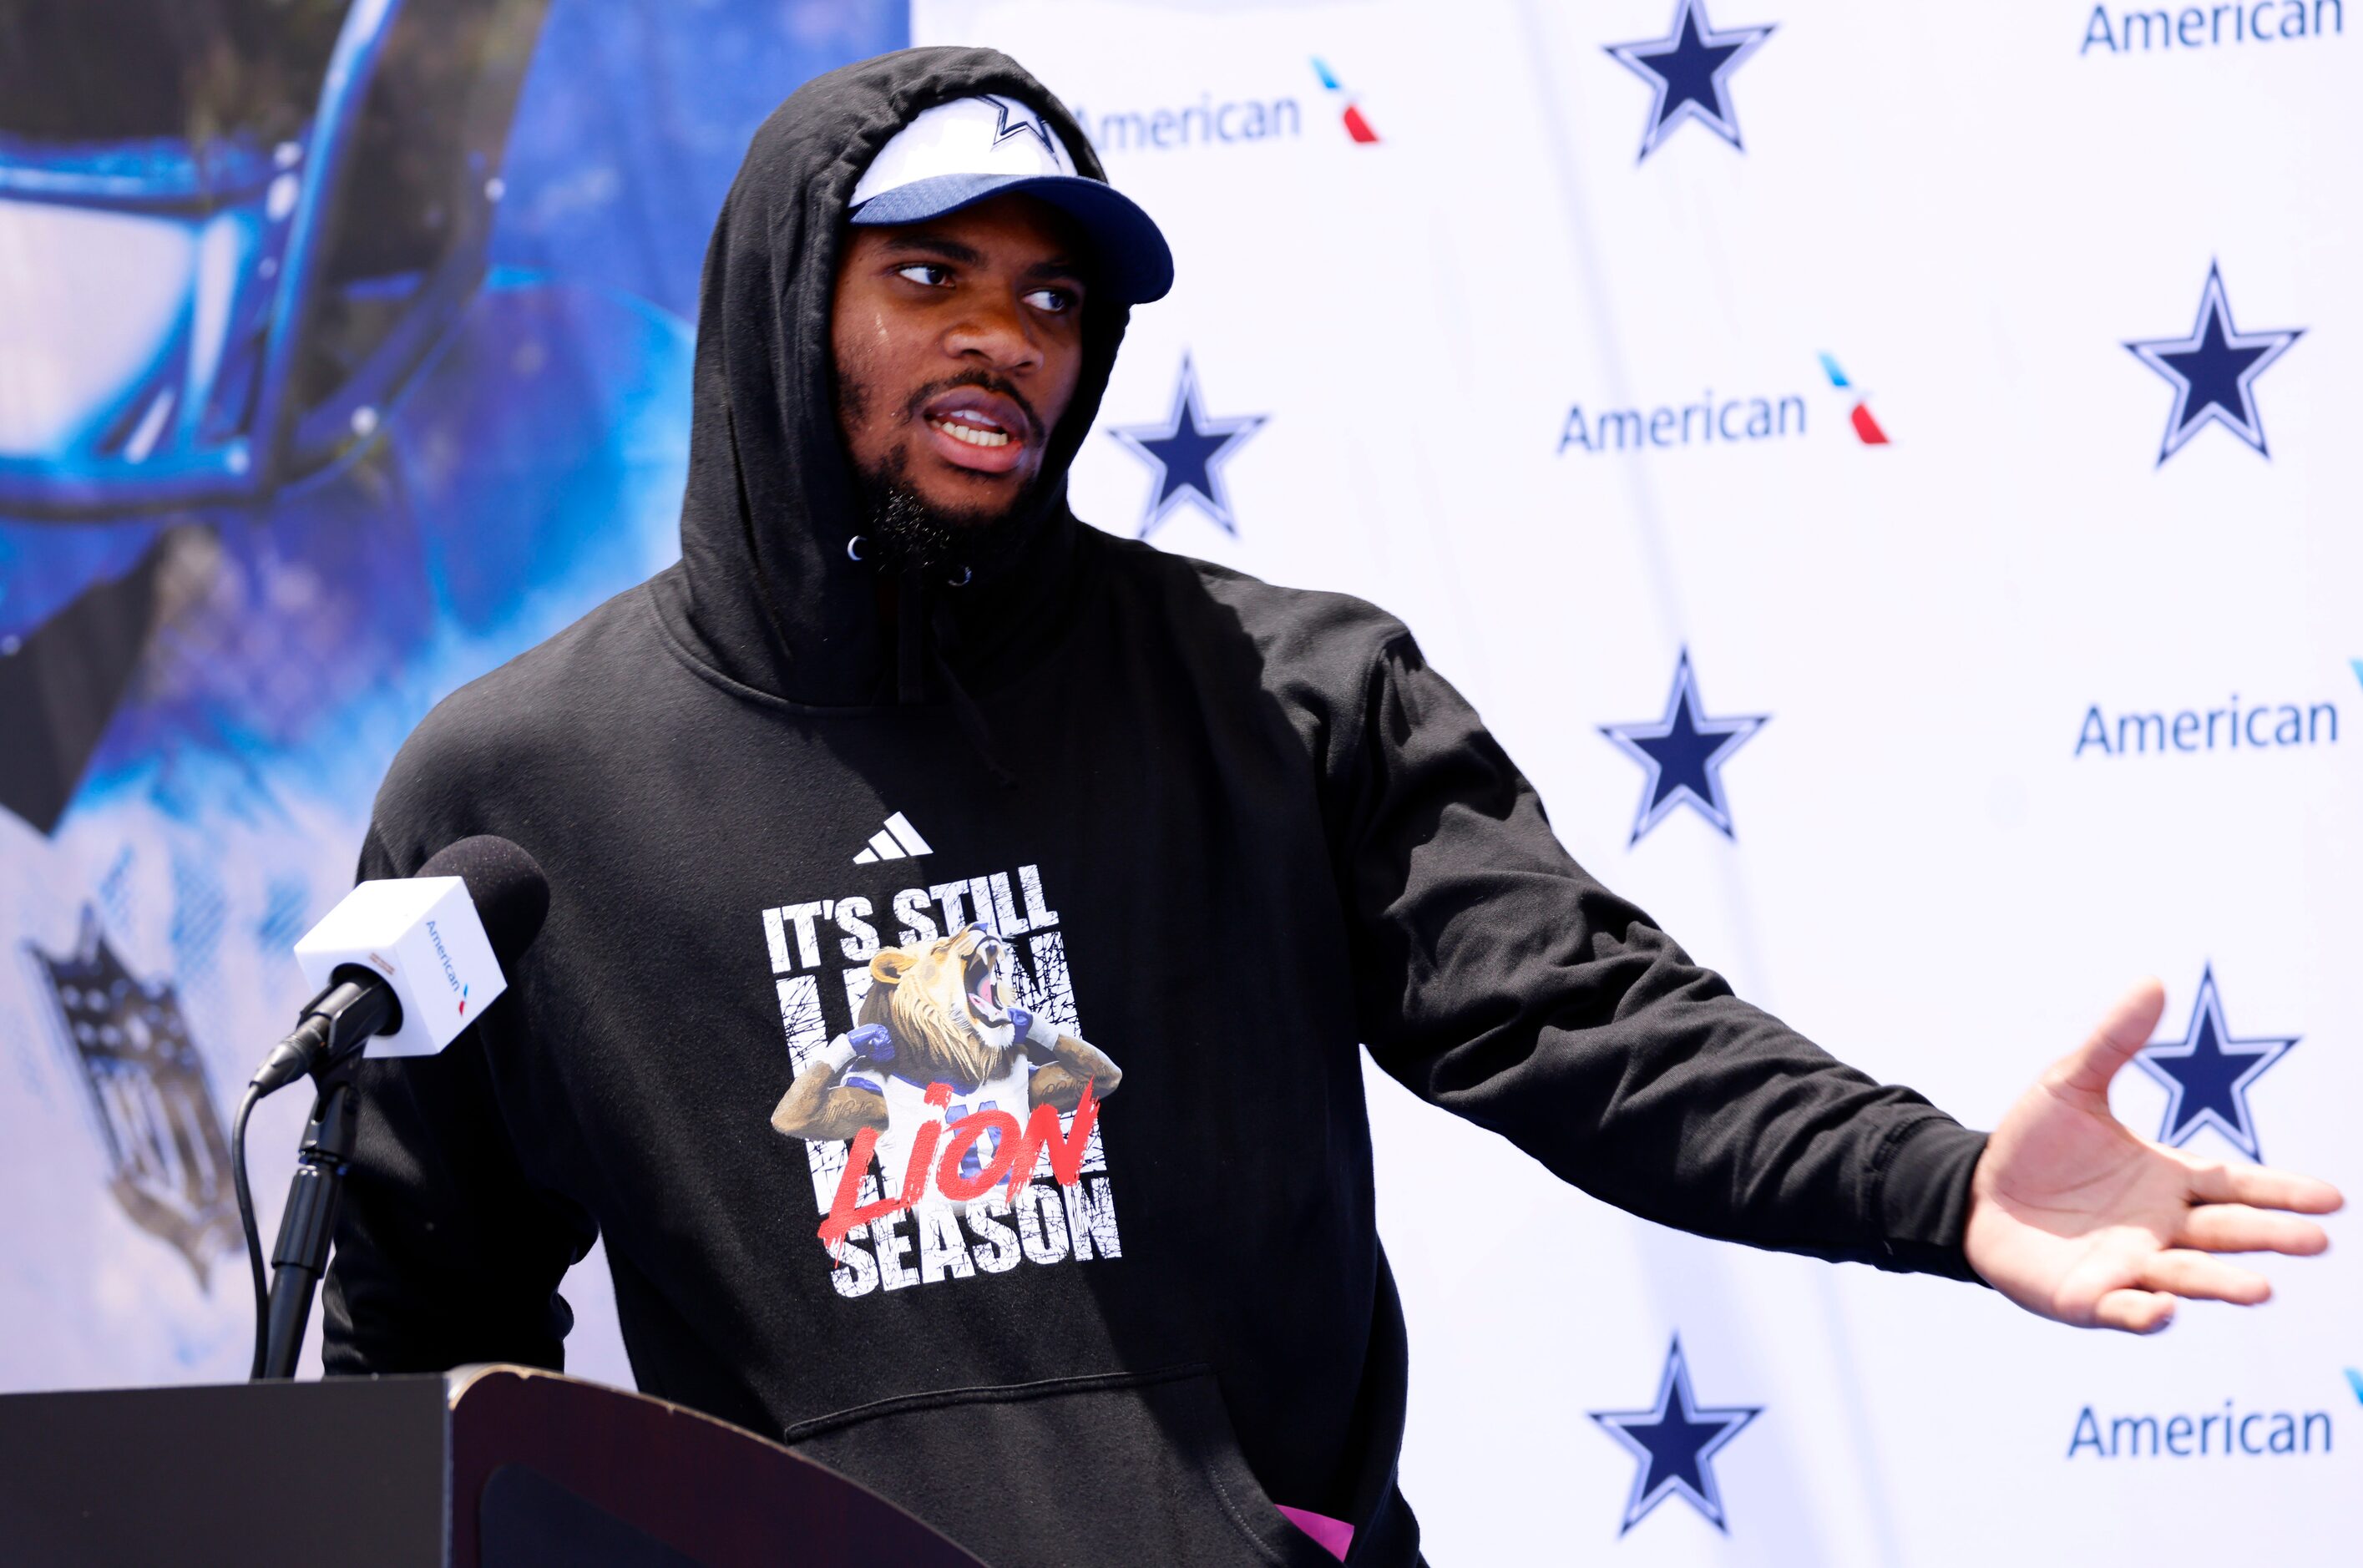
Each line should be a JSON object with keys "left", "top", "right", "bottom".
{"left": 425, "top": 918, "right": 461, "bottom": 992}
{"left": 853, "top": 812, "right": 934, "bottom": 865}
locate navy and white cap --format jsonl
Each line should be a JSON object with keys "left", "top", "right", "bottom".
{"left": 848, "top": 94, "right": 1174, "bottom": 304}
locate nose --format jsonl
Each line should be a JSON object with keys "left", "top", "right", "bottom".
{"left": 941, "top": 287, "right": 1043, "bottom": 377}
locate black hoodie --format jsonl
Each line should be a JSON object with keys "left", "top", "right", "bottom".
{"left": 323, "top": 46, "right": 1987, "bottom": 1567}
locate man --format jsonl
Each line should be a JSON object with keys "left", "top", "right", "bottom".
{"left": 325, "top": 48, "right": 2341, "bottom": 1567}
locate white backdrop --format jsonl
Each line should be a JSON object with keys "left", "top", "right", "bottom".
{"left": 2, "top": 1, "right": 2353, "bottom": 1560}
{"left": 901, "top": 2, "right": 2357, "bottom": 1560}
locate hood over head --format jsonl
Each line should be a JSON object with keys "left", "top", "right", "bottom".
{"left": 651, "top": 48, "right": 1136, "bottom": 714}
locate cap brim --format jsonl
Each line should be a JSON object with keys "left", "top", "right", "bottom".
{"left": 848, "top": 172, "right": 1174, "bottom": 306}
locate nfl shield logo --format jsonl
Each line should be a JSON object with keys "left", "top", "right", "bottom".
{"left": 28, "top": 908, "right": 240, "bottom": 1288}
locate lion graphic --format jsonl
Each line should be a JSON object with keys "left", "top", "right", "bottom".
{"left": 770, "top": 926, "right": 1121, "bottom": 1201}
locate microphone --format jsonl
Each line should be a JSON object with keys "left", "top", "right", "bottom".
{"left": 236, "top": 834, "right": 548, "bottom": 1380}
{"left": 248, "top": 835, "right": 550, "bottom": 1095}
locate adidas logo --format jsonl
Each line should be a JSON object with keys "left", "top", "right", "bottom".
{"left": 853, "top": 812, "right": 934, "bottom": 865}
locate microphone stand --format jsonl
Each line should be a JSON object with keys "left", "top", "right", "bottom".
{"left": 250, "top": 974, "right": 397, "bottom": 1380}
{"left": 258, "top": 1056, "right": 362, "bottom": 1380}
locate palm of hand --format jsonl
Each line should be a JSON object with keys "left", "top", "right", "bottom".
{"left": 1962, "top": 980, "right": 2342, "bottom": 1334}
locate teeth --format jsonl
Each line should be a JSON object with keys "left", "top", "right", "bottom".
{"left": 933, "top": 417, "right": 1010, "bottom": 448}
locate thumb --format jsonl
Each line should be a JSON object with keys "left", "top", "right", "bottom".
{"left": 2046, "top": 978, "right": 2168, "bottom": 1109}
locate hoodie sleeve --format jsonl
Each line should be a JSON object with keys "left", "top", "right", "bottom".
{"left": 321, "top": 827, "right": 597, "bottom": 1375}
{"left": 1333, "top": 632, "right": 1988, "bottom": 1279}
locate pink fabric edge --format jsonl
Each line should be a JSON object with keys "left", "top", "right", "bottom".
{"left": 1275, "top": 1504, "right": 1355, "bottom": 1561}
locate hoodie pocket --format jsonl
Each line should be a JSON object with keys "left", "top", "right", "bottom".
{"left": 782, "top": 1363, "right": 1340, "bottom": 1568}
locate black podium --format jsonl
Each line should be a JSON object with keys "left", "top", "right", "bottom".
{"left": 0, "top": 1364, "right": 986, "bottom": 1567}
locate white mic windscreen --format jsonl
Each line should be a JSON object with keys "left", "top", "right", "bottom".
{"left": 291, "top": 877, "right": 509, "bottom": 1058}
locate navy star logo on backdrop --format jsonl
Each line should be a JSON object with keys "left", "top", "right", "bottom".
{"left": 2124, "top": 263, "right": 2302, "bottom": 466}
{"left": 2133, "top": 966, "right": 2296, "bottom": 1161}
{"left": 1598, "top": 648, "right": 1768, "bottom": 844}
{"left": 1605, "top": 0, "right": 1777, "bottom": 162}
{"left": 984, "top": 94, "right": 1059, "bottom": 158}
{"left": 1590, "top": 1337, "right": 1762, "bottom": 1535}
{"left": 1109, "top": 356, "right": 1268, "bottom": 539}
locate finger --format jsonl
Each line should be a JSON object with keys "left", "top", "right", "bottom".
{"left": 2182, "top": 1159, "right": 2345, "bottom": 1215}
{"left": 2179, "top": 1203, "right": 2330, "bottom": 1257}
{"left": 2138, "top": 1248, "right": 2272, "bottom": 1306}
{"left": 2092, "top": 1287, "right": 2177, "bottom": 1334}
{"left": 2047, "top": 978, "right": 2168, "bottom": 1105}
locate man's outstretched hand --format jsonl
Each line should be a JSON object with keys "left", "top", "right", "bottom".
{"left": 1961, "top": 979, "right": 2343, "bottom": 1333}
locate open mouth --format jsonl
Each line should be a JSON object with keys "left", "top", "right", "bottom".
{"left": 930, "top": 412, "right": 1013, "bottom": 449}
{"left": 920, "top": 387, "right": 1031, "bottom": 475}
{"left": 963, "top": 942, "right": 1012, "bottom": 1028}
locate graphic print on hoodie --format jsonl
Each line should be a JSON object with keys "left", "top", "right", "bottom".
{"left": 764, "top": 878, "right": 1129, "bottom": 1293}
{"left": 323, "top": 46, "right": 1991, "bottom": 1568}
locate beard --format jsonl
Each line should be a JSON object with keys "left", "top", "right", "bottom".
{"left": 850, "top": 447, "right": 1038, "bottom": 575}
{"left": 841, "top": 370, "right": 1050, "bottom": 576}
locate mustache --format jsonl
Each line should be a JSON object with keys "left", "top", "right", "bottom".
{"left": 902, "top": 371, "right": 1045, "bottom": 441}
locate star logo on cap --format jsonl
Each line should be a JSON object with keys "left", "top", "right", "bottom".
{"left": 2124, "top": 262, "right": 2303, "bottom": 466}
{"left": 2133, "top": 966, "right": 2297, "bottom": 1161}
{"left": 984, "top": 94, "right": 1059, "bottom": 159}
{"left": 1110, "top": 356, "right": 1268, "bottom": 539}
{"left": 1589, "top": 1337, "right": 1761, "bottom": 1535}
{"left": 1598, "top": 648, "right": 1768, "bottom": 844}
{"left": 1606, "top": 0, "right": 1776, "bottom": 162}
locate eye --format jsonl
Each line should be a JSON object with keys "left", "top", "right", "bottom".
{"left": 1023, "top": 286, "right": 1078, "bottom": 314}
{"left": 894, "top": 262, "right": 952, "bottom": 287}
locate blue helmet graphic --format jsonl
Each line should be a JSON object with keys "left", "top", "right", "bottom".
{"left": 0, "top": 0, "right": 549, "bottom": 518}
